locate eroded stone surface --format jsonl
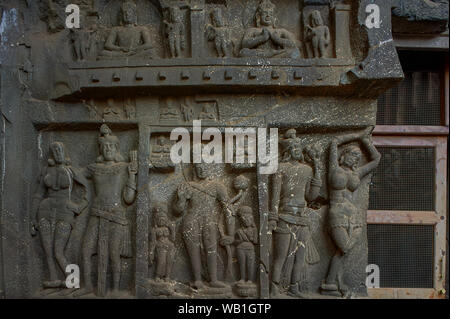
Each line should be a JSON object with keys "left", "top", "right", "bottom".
{"left": 0, "top": 0, "right": 407, "bottom": 299}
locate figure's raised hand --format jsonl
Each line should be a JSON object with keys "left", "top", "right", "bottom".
{"left": 128, "top": 150, "right": 138, "bottom": 175}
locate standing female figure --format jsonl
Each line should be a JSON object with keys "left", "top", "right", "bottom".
{"left": 31, "top": 142, "right": 88, "bottom": 288}
{"left": 321, "top": 129, "right": 380, "bottom": 296}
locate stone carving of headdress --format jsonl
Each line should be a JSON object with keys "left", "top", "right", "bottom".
{"left": 258, "top": 0, "right": 276, "bottom": 12}
{"left": 122, "top": 0, "right": 137, "bottom": 11}
{"left": 98, "top": 124, "right": 119, "bottom": 145}
{"left": 280, "top": 129, "right": 304, "bottom": 162}
{"left": 97, "top": 124, "right": 124, "bottom": 162}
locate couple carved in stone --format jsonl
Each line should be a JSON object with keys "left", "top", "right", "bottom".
{"left": 32, "top": 124, "right": 138, "bottom": 297}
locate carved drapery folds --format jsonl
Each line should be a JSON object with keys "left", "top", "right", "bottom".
{"left": 15, "top": 0, "right": 404, "bottom": 299}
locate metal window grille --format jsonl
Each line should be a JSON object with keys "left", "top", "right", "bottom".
{"left": 368, "top": 224, "right": 434, "bottom": 288}
{"left": 377, "top": 51, "right": 444, "bottom": 126}
{"left": 369, "top": 147, "right": 435, "bottom": 211}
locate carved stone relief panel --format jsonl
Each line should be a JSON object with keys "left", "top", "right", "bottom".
{"left": 30, "top": 127, "right": 139, "bottom": 298}
{"left": 0, "top": 0, "right": 404, "bottom": 299}
{"left": 159, "top": 96, "right": 219, "bottom": 124}
{"left": 83, "top": 97, "right": 137, "bottom": 121}
{"left": 145, "top": 154, "right": 259, "bottom": 298}
{"left": 267, "top": 128, "right": 380, "bottom": 298}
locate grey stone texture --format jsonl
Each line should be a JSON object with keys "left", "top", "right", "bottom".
{"left": 0, "top": 0, "right": 412, "bottom": 299}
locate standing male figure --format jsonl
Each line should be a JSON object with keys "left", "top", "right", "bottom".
{"left": 269, "top": 130, "right": 322, "bottom": 297}
{"left": 174, "top": 162, "right": 235, "bottom": 290}
{"left": 75, "top": 124, "right": 138, "bottom": 297}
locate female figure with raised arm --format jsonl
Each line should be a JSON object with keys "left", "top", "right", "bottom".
{"left": 321, "top": 128, "right": 380, "bottom": 297}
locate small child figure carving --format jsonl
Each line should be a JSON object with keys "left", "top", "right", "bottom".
{"left": 235, "top": 206, "right": 258, "bottom": 284}
{"left": 149, "top": 202, "right": 176, "bottom": 282}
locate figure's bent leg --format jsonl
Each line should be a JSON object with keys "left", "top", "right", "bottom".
{"left": 288, "top": 227, "right": 309, "bottom": 297}
{"left": 291, "top": 227, "right": 308, "bottom": 285}
{"left": 54, "top": 221, "right": 72, "bottom": 275}
{"left": 321, "top": 226, "right": 348, "bottom": 295}
{"left": 270, "top": 223, "right": 291, "bottom": 297}
{"left": 39, "top": 218, "right": 60, "bottom": 287}
{"left": 333, "top": 225, "right": 361, "bottom": 254}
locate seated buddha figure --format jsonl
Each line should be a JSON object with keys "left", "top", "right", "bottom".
{"left": 239, "top": 0, "right": 300, "bottom": 59}
{"left": 99, "top": 0, "right": 153, "bottom": 58}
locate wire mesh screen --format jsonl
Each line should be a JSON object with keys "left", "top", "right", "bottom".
{"left": 377, "top": 51, "right": 444, "bottom": 126}
{"left": 377, "top": 71, "right": 441, "bottom": 125}
{"left": 369, "top": 147, "right": 434, "bottom": 211}
{"left": 368, "top": 224, "right": 434, "bottom": 288}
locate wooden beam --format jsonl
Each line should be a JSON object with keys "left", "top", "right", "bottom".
{"left": 368, "top": 288, "right": 445, "bottom": 299}
{"left": 445, "top": 57, "right": 449, "bottom": 126}
{"left": 374, "top": 125, "right": 449, "bottom": 136}
{"left": 393, "top": 33, "right": 449, "bottom": 51}
{"left": 373, "top": 136, "right": 439, "bottom": 146}
{"left": 367, "top": 210, "right": 440, "bottom": 225}
{"left": 433, "top": 137, "right": 447, "bottom": 293}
